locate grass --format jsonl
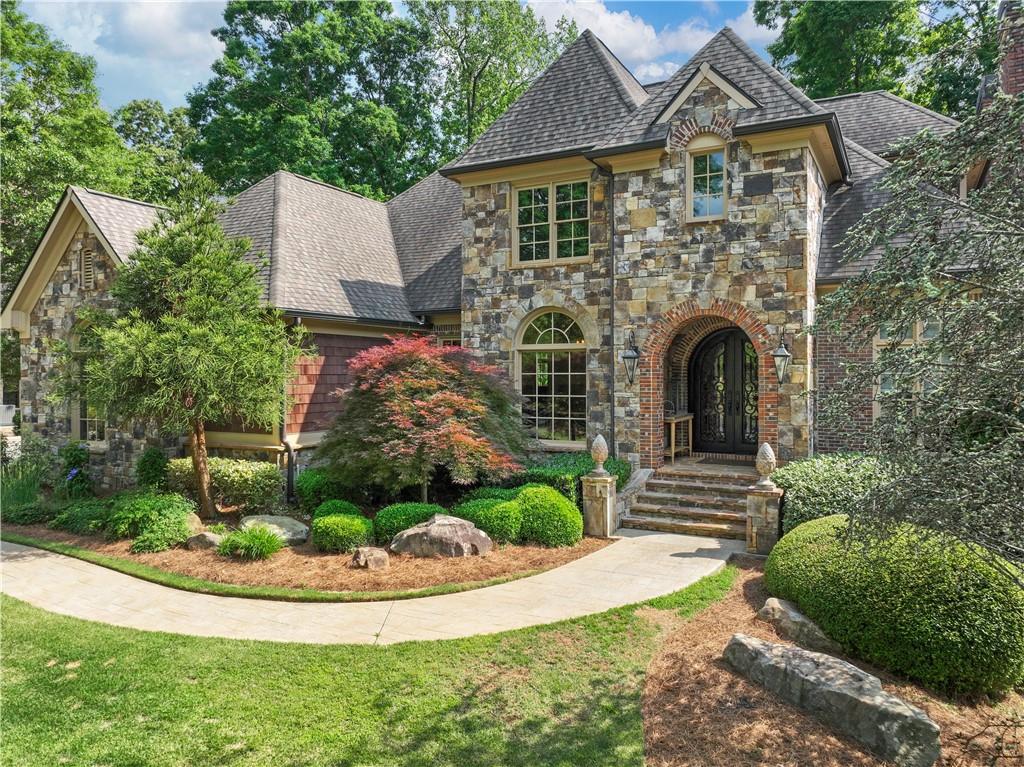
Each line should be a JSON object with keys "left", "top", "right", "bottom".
{"left": 0, "top": 566, "right": 737, "bottom": 767}
{"left": 1, "top": 531, "right": 549, "bottom": 603}
{"left": 0, "top": 460, "right": 43, "bottom": 510}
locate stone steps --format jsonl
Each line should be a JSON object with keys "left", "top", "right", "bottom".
{"left": 620, "top": 514, "right": 747, "bottom": 539}
{"left": 629, "top": 501, "right": 747, "bottom": 523}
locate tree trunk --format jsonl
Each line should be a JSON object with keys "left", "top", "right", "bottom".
{"left": 191, "top": 419, "right": 216, "bottom": 518}
{"left": 420, "top": 477, "right": 429, "bottom": 504}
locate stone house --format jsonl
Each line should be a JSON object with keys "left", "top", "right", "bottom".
{"left": 3, "top": 17, "right": 1020, "bottom": 544}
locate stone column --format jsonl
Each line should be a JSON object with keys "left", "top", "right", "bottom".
{"left": 582, "top": 434, "right": 616, "bottom": 537}
{"left": 747, "top": 442, "right": 783, "bottom": 554}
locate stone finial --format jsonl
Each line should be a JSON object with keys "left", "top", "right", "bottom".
{"left": 590, "top": 434, "right": 609, "bottom": 476}
{"left": 755, "top": 442, "right": 777, "bottom": 490}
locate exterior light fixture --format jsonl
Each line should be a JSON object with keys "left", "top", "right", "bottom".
{"left": 621, "top": 330, "right": 640, "bottom": 384}
{"left": 772, "top": 334, "right": 792, "bottom": 384}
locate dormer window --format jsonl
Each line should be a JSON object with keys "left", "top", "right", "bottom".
{"left": 513, "top": 180, "right": 590, "bottom": 265}
{"left": 688, "top": 147, "right": 727, "bottom": 222}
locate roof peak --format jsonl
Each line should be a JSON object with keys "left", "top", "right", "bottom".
{"left": 70, "top": 185, "right": 164, "bottom": 210}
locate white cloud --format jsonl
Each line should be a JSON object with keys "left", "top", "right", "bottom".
{"left": 725, "top": 2, "right": 778, "bottom": 46}
{"left": 633, "top": 61, "right": 679, "bottom": 83}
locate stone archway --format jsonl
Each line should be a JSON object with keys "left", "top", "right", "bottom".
{"left": 638, "top": 298, "right": 778, "bottom": 469}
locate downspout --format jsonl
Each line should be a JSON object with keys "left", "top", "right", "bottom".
{"left": 281, "top": 316, "right": 301, "bottom": 504}
{"left": 591, "top": 162, "right": 618, "bottom": 457}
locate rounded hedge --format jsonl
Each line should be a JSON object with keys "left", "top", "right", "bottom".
{"left": 452, "top": 498, "right": 522, "bottom": 543}
{"left": 311, "top": 514, "right": 374, "bottom": 553}
{"left": 765, "top": 514, "right": 1024, "bottom": 696}
{"left": 374, "top": 502, "right": 445, "bottom": 544}
{"left": 772, "top": 453, "right": 883, "bottom": 534}
{"left": 461, "top": 483, "right": 547, "bottom": 503}
{"left": 135, "top": 447, "right": 170, "bottom": 489}
{"left": 517, "top": 486, "right": 583, "bottom": 547}
{"left": 312, "top": 499, "right": 362, "bottom": 520}
{"left": 295, "top": 469, "right": 350, "bottom": 514}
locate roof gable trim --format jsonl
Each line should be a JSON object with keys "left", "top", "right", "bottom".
{"left": 655, "top": 61, "right": 760, "bottom": 125}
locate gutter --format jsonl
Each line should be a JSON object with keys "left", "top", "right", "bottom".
{"left": 439, "top": 145, "right": 596, "bottom": 178}
{"left": 280, "top": 308, "right": 425, "bottom": 329}
{"left": 733, "top": 112, "right": 852, "bottom": 183}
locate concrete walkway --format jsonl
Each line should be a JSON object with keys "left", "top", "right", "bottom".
{"left": 0, "top": 531, "right": 743, "bottom": 645}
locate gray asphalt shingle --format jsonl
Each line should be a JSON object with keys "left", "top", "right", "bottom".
{"left": 814, "top": 91, "right": 958, "bottom": 157}
{"left": 71, "top": 187, "right": 163, "bottom": 261}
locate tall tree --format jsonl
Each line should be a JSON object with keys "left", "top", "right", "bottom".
{"left": 54, "top": 174, "right": 310, "bottom": 516}
{"left": 114, "top": 99, "right": 198, "bottom": 204}
{"left": 187, "top": 0, "right": 439, "bottom": 198}
{"left": 754, "top": 0, "right": 922, "bottom": 98}
{"left": 815, "top": 94, "right": 1024, "bottom": 578}
{"left": 408, "top": 1, "right": 577, "bottom": 159}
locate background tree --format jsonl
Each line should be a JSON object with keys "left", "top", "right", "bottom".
{"left": 408, "top": 0, "right": 577, "bottom": 159}
{"left": 815, "top": 94, "right": 1024, "bottom": 577}
{"left": 113, "top": 99, "right": 197, "bottom": 203}
{"left": 754, "top": 0, "right": 922, "bottom": 98}
{"left": 317, "top": 336, "right": 527, "bottom": 502}
{"left": 187, "top": 0, "right": 439, "bottom": 198}
{"left": 55, "top": 173, "right": 310, "bottom": 516}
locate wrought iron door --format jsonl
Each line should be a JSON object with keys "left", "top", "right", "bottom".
{"left": 689, "top": 329, "right": 758, "bottom": 454}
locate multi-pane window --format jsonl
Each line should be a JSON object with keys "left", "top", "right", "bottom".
{"left": 79, "top": 378, "right": 105, "bottom": 442}
{"left": 874, "top": 320, "right": 942, "bottom": 417}
{"left": 515, "top": 181, "right": 589, "bottom": 263}
{"left": 690, "top": 149, "right": 725, "bottom": 219}
{"left": 518, "top": 311, "right": 587, "bottom": 443}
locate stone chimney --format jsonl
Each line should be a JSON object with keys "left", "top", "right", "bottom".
{"left": 999, "top": 0, "right": 1024, "bottom": 96}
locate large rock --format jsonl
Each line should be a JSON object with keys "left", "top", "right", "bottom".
{"left": 185, "top": 513, "right": 204, "bottom": 536}
{"left": 352, "top": 546, "right": 390, "bottom": 571}
{"left": 239, "top": 515, "right": 309, "bottom": 545}
{"left": 389, "top": 514, "right": 492, "bottom": 558}
{"left": 186, "top": 531, "right": 223, "bottom": 551}
{"left": 723, "top": 634, "right": 940, "bottom": 767}
{"left": 758, "top": 597, "right": 843, "bottom": 654}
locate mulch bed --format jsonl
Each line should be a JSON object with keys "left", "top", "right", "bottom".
{"left": 643, "top": 558, "right": 1023, "bottom": 767}
{"left": 8, "top": 524, "right": 609, "bottom": 594}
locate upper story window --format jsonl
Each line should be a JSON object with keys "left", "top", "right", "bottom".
{"left": 688, "top": 148, "right": 726, "bottom": 221}
{"left": 514, "top": 180, "right": 589, "bottom": 265}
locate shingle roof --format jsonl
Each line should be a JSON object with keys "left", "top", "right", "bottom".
{"left": 596, "top": 27, "right": 829, "bottom": 152}
{"left": 219, "top": 173, "right": 276, "bottom": 299}
{"left": 442, "top": 29, "right": 648, "bottom": 172}
{"left": 817, "top": 140, "right": 891, "bottom": 282}
{"left": 70, "top": 187, "right": 163, "bottom": 261}
{"left": 387, "top": 172, "right": 462, "bottom": 314}
{"left": 814, "top": 91, "right": 958, "bottom": 157}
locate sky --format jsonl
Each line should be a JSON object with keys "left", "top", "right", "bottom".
{"left": 22, "top": 0, "right": 779, "bottom": 111}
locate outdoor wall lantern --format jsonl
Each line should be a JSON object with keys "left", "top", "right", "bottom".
{"left": 772, "top": 334, "right": 792, "bottom": 384}
{"left": 621, "top": 330, "right": 641, "bottom": 385}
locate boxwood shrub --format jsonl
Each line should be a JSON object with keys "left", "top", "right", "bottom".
{"left": 167, "top": 457, "right": 282, "bottom": 512}
{"left": 311, "top": 514, "right": 374, "bottom": 553}
{"left": 518, "top": 486, "right": 583, "bottom": 547}
{"left": 295, "top": 468, "right": 350, "bottom": 513}
{"left": 218, "top": 525, "right": 284, "bottom": 560}
{"left": 452, "top": 498, "right": 522, "bottom": 543}
{"left": 765, "top": 514, "right": 1024, "bottom": 696}
{"left": 515, "top": 453, "right": 632, "bottom": 509}
{"left": 461, "top": 483, "right": 547, "bottom": 503}
{"left": 772, "top": 453, "right": 884, "bottom": 534}
{"left": 105, "top": 492, "right": 196, "bottom": 553}
{"left": 136, "top": 447, "right": 170, "bottom": 489}
{"left": 374, "top": 502, "right": 445, "bottom": 544}
{"left": 312, "top": 499, "right": 362, "bottom": 520}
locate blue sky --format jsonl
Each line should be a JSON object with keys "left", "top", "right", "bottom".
{"left": 23, "top": 1, "right": 778, "bottom": 110}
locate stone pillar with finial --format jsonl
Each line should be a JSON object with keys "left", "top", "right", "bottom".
{"left": 582, "top": 434, "right": 616, "bottom": 537}
{"left": 746, "top": 442, "right": 783, "bottom": 554}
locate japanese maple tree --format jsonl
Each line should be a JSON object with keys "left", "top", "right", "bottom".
{"left": 317, "top": 336, "right": 527, "bottom": 502}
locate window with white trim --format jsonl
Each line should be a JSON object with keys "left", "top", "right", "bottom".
{"left": 518, "top": 311, "right": 588, "bottom": 443}
{"left": 688, "top": 148, "right": 726, "bottom": 221}
{"left": 77, "top": 371, "right": 106, "bottom": 442}
{"left": 514, "top": 180, "right": 589, "bottom": 264}
{"left": 874, "top": 320, "right": 943, "bottom": 418}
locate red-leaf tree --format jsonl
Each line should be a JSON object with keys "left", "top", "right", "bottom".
{"left": 316, "top": 336, "right": 528, "bottom": 502}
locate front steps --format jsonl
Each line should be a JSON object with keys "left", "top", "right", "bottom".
{"left": 620, "top": 461, "right": 757, "bottom": 540}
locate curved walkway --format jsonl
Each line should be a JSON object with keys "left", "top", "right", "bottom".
{"left": 0, "top": 531, "right": 743, "bottom": 645}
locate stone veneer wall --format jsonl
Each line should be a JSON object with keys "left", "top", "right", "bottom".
{"left": 20, "top": 228, "right": 176, "bottom": 489}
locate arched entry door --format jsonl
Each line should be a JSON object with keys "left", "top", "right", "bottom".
{"left": 689, "top": 328, "right": 758, "bottom": 454}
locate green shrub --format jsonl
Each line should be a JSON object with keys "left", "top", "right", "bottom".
{"left": 136, "top": 447, "right": 170, "bottom": 489}
{"left": 218, "top": 525, "right": 284, "bottom": 560}
{"left": 461, "top": 483, "right": 547, "bottom": 503}
{"left": 311, "top": 514, "right": 374, "bottom": 553}
{"left": 1, "top": 459, "right": 45, "bottom": 512}
{"left": 56, "top": 442, "right": 92, "bottom": 498}
{"left": 312, "top": 499, "right": 362, "bottom": 520}
{"left": 2, "top": 500, "right": 59, "bottom": 526}
{"left": 167, "top": 457, "right": 282, "bottom": 512}
{"left": 295, "top": 468, "right": 350, "bottom": 513}
{"left": 49, "top": 499, "right": 111, "bottom": 535}
{"left": 514, "top": 453, "right": 632, "bottom": 509}
{"left": 207, "top": 522, "right": 229, "bottom": 535}
{"left": 452, "top": 498, "right": 523, "bottom": 543}
{"left": 518, "top": 486, "right": 583, "bottom": 547}
{"left": 765, "top": 515, "right": 1024, "bottom": 696}
{"left": 374, "top": 502, "right": 445, "bottom": 544}
{"left": 104, "top": 492, "right": 195, "bottom": 552}
{"left": 772, "top": 453, "right": 884, "bottom": 534}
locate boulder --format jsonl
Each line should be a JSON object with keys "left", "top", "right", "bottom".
{"left": 186, "top": 531, "right": 223, "bottom": 551}
{"left": 239, "top": 515, "right": 309, "bottom": 545}
{"left": 389, "top": 514, "right": 492, "bottom": 558}
{"left": 758, "top": 597, "right": 843, "bottom": 654}
{"left": 185, "top": 512, "right": 204, "bottom": 536}
{"left": 723, "top": 634, "right": 940, "bottom": 767}
{"left": 351, "top": 547, "right": 390, "bottom": 571}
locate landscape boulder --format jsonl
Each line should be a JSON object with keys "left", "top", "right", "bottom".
{"left": 239, "top": 515, "right": 309, "bottom": 545}
{"left": 389, "top": 514, "right": 492, "bottom": 558}
{"left": 723, "top": 634, "right": 940, "bottom": 767}
{"left": 758, "top": 597, "right": 843, "bottom": 654}
{"left": 185, "top": 512, "right": 204, "bottom": 536}
{"left": 352, "top": 547, "right": 390, "bottom": 571}
{"left": 186, "top": 531, "right": 223, "bottom": 551}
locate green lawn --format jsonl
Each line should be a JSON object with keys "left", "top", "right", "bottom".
{"left": 1, "top": 566, "right": 737, "bottom": 767}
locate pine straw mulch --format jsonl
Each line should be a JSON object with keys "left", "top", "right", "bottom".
{"left": 643, "top": 557, "right": 1024, "bottom": 767}
{"left": 8, "top": 524, "right": 609, "bottom": 594}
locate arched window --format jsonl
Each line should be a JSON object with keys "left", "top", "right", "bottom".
{"left": 517, "top": 311, "right": 587, "bottom": 443}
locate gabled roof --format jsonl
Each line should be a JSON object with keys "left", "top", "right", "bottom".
{"left": 70, "top": 187, "right": 163, "bottom": 261}
{"left": 595, "top": 27, "right": 830, "bottom": 153}
{"left": 814, "top": 91, "right": 958, "bottom": 157}
{"left": 387, "top": 172, "right": 462, "bottom": 314}
{"left": 441, "top": 29, "right": 648, "bottom": 174}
